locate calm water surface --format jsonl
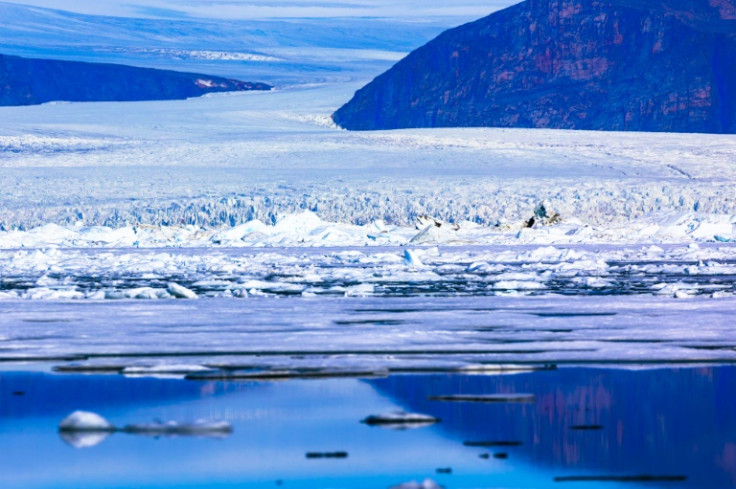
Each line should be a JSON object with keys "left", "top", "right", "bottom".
{"left": 1, "top": 367, "right": 735, "bottom": 488}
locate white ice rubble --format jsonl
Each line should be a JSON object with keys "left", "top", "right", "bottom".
{"left": 0, "top": 210, "right": 734, "bottom": 249}
{"left": 0, "top": 241, "right": 734, "bottom": 300}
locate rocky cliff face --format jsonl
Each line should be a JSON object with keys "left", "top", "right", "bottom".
{"left": 333, "top": 0, "right": 736, "bottom": 133}
{"left": 0, "top": 54, "right": 271, "bottom": 106}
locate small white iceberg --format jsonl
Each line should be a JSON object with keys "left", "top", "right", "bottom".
{"left": 59, "top": 411, "right": 115, "bottom": 432}
{"left": 58, "top": 411, "right": 116, "bottom": 449}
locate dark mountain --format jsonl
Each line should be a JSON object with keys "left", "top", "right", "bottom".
{"left": 333, "top": 0, "right": 736, "bottom": 133}
{"left": 0, "top": 53, "right": 271, "bottom": 106}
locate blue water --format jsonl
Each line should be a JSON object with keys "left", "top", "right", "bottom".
{"left": 1, "top": 367, "right": 735, "bottom": 488}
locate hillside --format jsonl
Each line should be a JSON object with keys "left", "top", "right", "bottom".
{"left": 333, "top": 0, "right": 736, "bottom": 133}
{"left": 0, "top": 53, "right": 271, "bottom": 106}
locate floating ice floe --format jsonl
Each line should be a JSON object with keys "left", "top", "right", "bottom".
{"left": 59, "top": 411, "right": 115, "bottom": 432}
{"left": 429, "top": 394, "right": 536, "bottom": 403}
{"left": 122, "top": 364, "right": 215, "bottom": 377}
{"left": 390, "top": 479, "right": 444, "bottom": 489}
{"left": 361, "top": 411, "right": 440, "bottom": 429}
{"left": 120, "top": 420, "right": 233, "bottom": 437}
{"left": 58, "top": 411, "right": 233, "bottom": 448}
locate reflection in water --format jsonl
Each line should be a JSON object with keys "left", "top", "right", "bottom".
{"left": 0, "top": 367, "right": 734, "bottom": 488}
{"left": 59, "top": 430, "right": 112, "bottom": 449}
{"left": 369, "top": 367, "right": 736, "bottom": 488}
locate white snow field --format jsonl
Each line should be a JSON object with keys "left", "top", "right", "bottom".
{"left": 1, "top": 0, "right": 736, "bottom": 370}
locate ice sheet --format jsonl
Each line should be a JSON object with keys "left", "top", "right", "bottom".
{"left": 2, "top": 291, "right": 736, "bottom": 371}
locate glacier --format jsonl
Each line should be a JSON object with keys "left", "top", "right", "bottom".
{"left": 1, "top": 85, "right": 736, "bottom": 234}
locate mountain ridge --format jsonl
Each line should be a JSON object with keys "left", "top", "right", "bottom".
{"left": 333, "top": 0, "right": 736, "bottom": 133}
{"left": 0, "top": 53, "right": 271, "bottom": 106}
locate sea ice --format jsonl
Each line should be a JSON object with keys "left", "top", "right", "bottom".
{"left": 167, "top": 282, "right": 198, "bottom": 299}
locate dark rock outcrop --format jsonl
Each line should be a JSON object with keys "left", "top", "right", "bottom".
{"left": 333, "top": 0, "right": 736, "bottom": 133}
{"left": 0, "top": 53, "right": 271, "bottom": 106}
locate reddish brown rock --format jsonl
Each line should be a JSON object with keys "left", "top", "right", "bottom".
{"left": 333, "top": 0, "right": 736, "bottom": 133}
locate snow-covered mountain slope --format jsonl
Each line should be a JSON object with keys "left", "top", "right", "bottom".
{"left": 0, "top": 53, "right": 270, "bottom": 106}
{"left": 2, "top": 0, "right": 515, "bottom": 21}
{"left": 0, "top": 1, "right": 470, "bottom": 84}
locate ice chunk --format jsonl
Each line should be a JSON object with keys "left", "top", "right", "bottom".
{"left": 429, "top": 394, "right": 536, "bottom": 403}
{"left": 24, "top": 288, "right": 84, "bottom": 300}
{"left": 125, "top": 287, "right": 170, "bottom": 300}
{"left": 122, "top": 364, "right": 213, "bottom": 376}
{"left": 361, "top": 411, "right": 440, "bottom": 427}
{"left": 59, "top": 411, "right": 115, "bottom": 432}
{"left": 390, "top": 479, "right": 444, "bottom": 489}
{"left": 58, "top": 410, "right": 232, "bottom": 445}
{"left": 167, "top": 282, "right": 198, "bottom": 299}
{"left": 344, "top": 284, "right": 374, "bottom": 297}
{"left": 493, "top": 280, "right": 544, "bottom": 291}
{"left": 121, "top": 420, "right": 233, "bottom": 437}
{"left": 273, "top": 211, "right": 323, "bottom": 235}
{"left": 403, "top": 249, "right": 424, "bottom": 267}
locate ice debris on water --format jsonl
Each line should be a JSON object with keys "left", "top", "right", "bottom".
{"left": 361, "top": 411, "right": 440, "bottom": 428}
{"left": 429, "top": 393, "right": 536, "bottom": 403}
{"left": 121, "top": 419, "right": 233, "bottom": 437}
{"left": 2, "top": 242, "right": 736, "bottom": 300}
{"left": 58, "top": 411, "right": 116, "bottom": 448}
{"left": 390, "top": 479, "right": 444, "bottom": 489}
{"left": 58, "top": 411, "right": 233, "bottom": 448}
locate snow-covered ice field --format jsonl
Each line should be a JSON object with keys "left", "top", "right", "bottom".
{"left": 3, "top": 294, "right": 736, "bottom": 371}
